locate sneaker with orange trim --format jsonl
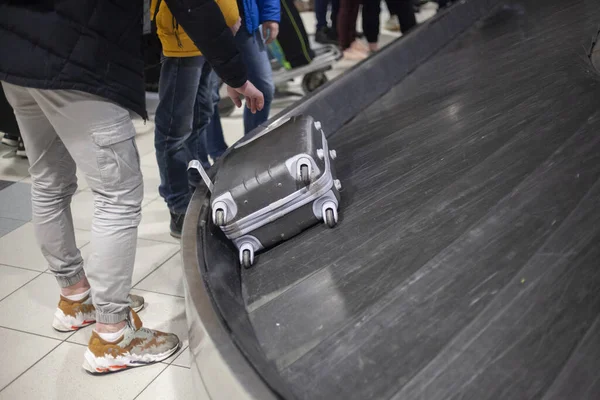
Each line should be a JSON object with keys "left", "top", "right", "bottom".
{"left": 52, "top": 294, "right": 145, "bottom": 332}
{"left": 82, "top": 309, "right": 180, "bottom": 374}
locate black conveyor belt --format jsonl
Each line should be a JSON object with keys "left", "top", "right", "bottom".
{"left": 240, "top": 1, "right": 600, "bottom": 399}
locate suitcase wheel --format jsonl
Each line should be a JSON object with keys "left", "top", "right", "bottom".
{"left": 302, "top": 71, "right": 328, "bottom": 93}
{"left": 299, "top": 164, "right": 311, "bottom": 185}
{"left": 325, "top": 208, "right": 337, "bottom": 228}
{"left": 214, "top": 209, "right": 226, "bottom": 226}
{"left": 321, "top": 201, "right": 339, "bottom": 228}
{"left": 242, "top": 250, "right": 253, "bottom": 269}
{"left": 239, "top": 243, "right": 255, "bottom": 268}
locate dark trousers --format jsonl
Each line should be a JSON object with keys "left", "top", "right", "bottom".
{"left": 385, "top": 0, "right": 417, "bottom": 33}
{"left": 315, "top": 0, "right": 340, "bottom": 31}
{"left": 155, "top": 56, "right": 215, "bottom": 214}
{"left": 337, "top": 0, "right": 361, "bottom": 49}
{"left": 362, "top": 0, "right": 380, "bottom": 44}
{"left": 0, "top": 85, "right": 20, "bottom": 137}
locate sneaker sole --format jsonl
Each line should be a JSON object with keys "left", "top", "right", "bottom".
{"left": 82, "top": 342, "right": 181, "bottom": 374}
{"left": 52, "top": 316, "right": 96, "bottom": 333}
{"left": 170, "top": 231, "right": 182, "bottom": 239}
{"left": 53, "top": 304, "right": 145, "bottom": 332}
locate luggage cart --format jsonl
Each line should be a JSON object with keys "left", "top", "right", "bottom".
{"left": 218, "top": 44, "right": 342, "bottom": 117}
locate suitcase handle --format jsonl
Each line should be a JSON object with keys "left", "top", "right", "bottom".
{"left": 188, "top": 160, "right": 214, "bottom": 193}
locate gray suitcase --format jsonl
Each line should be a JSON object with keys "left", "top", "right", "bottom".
{"left": 189, "top": 114, "right": 341, "bottom": 268}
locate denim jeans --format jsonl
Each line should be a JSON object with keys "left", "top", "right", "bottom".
{"left": 205, "top": 73, "right": 228, "bottom": 161}
{"left": 154, "top": 56, "right": 214, "bottom": 215}
{"left": 238, "top": 27, "right": 274, "bottom": 134}
{"left": 315, "top": 0, "right": 339, "bottom": 31}
{"left": 206, "top": 25, "right": 275, "bottom": 147}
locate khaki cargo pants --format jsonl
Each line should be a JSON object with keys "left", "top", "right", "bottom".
{"left": 2, "top": 82, "right": 143, "bottom": 324}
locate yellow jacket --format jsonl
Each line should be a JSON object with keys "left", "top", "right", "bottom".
{"left": 151, "top": 0, "right": 239, "bottom": 57}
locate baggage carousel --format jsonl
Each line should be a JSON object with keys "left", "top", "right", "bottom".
{"left": 181, "top": 0, "right": 600, "bottom": 398}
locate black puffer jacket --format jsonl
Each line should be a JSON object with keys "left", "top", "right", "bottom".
{"left": 0, "top": 0, "right": 247, "bottom": 119}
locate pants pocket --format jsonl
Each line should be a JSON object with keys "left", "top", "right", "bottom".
{"left": 91, "top": 117, "right": 142, "bottom": 193}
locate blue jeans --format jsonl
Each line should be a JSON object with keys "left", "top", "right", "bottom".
{"left": 315, "top": 0, "right": 339, "bottom": 31}
{"left": 154, "top": 56, "right": 215, "bottom": 215}
{"left": 207, "top": 26, "right": 274, "bottom": 147}
{"left": 205, "top": 73, "right": 228, "bottom": 161}
{"left": 237, "top": 27, "right": 274, "bottom": 133}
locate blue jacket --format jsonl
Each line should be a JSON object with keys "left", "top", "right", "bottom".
{"left": 240, "top": 0, "right": 280, "bottom": 34}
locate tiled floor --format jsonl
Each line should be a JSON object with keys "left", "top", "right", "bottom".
{"left": 0, "top": 5, "right": 436, "bottom": 399}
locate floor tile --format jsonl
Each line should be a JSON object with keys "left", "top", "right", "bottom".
{"left": 79, "top": 238, "right": 179, "bottom": 288}
{"left": 0, "top": 273, "right": 71, "bottom": 340}
{"left": 0, "top": 217, "right": 26, "bottom": 238}
{"left": 137, "top": 198, "right": 179, "bottom": 244}
{"left": 0, "top": 264, "right": 40, "bottom": 300}
{"left": 141, "top": 163, "right": 161, "bottom": 205}
{"left": 0, "top": 180, "right": 14, "bottom": 191}
{"left": 68, "top": 290, "right": 188, "bottom": 359}
{"left": 75, "top": 168, "right": 90, "bottom": 192}
{"left": 0, "top": 327, "right": 60, "bottom": 391}
{"left": 0, "top": 342, "right": 166, "bottom": 400}
{"left": 221, "top": 115, "right": 244, "bottom": 147}
{"left": 140, "top": 151, "right": 158, "bottom": 168}
{"left": 133, "top": 119, "right": 155, "bottom": 137}
{"left": 134, "top": 130, "right": 156, "bottom": 157}
{"left": 0, "top": 143, "right": 14, "bottom": 157}
{"left": 136, "top": 365, "right": 207, "bottom": 400}
{"left": 172, "top": 347, "right": 191, "bottom": 369}
{"left": 135, "top": 252, "right": 183, "bottom": 297}
{"left": 0, "top": 223, "right": 91, "bottom": 271}
{"left": 0, "top": 182, "right": 31, "bottom": 221}
{"left": 0, "top": 151, "right": 29, "bottom": 182}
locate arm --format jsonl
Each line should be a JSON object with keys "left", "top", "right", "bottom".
{"left": 164, "top": 0, "right": 247, "bottom": 88}
{"left": 215, "top": 0, "right": 241, "bottom": 28}
{"left": 257, "top": 0, "right": 281, "bottom": 24}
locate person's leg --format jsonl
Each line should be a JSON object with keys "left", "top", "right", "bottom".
{"left": 205, "top": 76, "right": 228, "bottom": 161}
{"left": 315, "top": 0, "right": 329, "bottom": 30}
{"left": 154, "top": 56, "right": 204, "bottom": 224}
{"left": 315, "top": 0, "right": 339, "bottom": 44}
{"left": 235, "top": 27, "right": 274, "bottom": 134}
{"left": 192, "top": 61, "right": 216, "bottom": 171}
{"left": 437, "top": 0, "right": 450, "bottom": 9}
{"left": 16, "top": 84, "right": 179, "bottom": 372}
{"left": 384, "top": 0, "right": 401, "bottom": 32}
{"left": 337, "top": 0, "right": 352, "bottom": 50}
{"left": 30, "top": 89, "right": 142, "bottom": 327}
{"left": 3, "top": 82, "right": 143, "bottom": 329}
{"left": 0, "top": 85, "right": 20, "bottom": 146}
{"left": 361, "top": 0, "right": 381, "bottom": 51}
{"left": 338, "top": 0, "right": 366, "bottom": 59}
{"left": 396, "top": 0, "right": 417, "bottom": 33}
{"left": 1, "top": 82, "right": 88, "bottom": 304}
{"left": 331, "top": 0, "right": 340, "bottom": 33}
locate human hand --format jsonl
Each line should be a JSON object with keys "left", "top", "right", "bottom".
{"left": 230, "top": 17, "right": 241, "bottom": 36}
{"left": 227, "top": 81, "right": 264, "bottom": 114}
{"left": 262, "top": 21, "right": 279, "bottom": 45}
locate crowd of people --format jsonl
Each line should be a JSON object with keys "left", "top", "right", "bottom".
{"left": 314, "top": 0, "right": 449, "bottom": 60}
{"left": 0, "top": 0, "right": 444, "bottom": 376}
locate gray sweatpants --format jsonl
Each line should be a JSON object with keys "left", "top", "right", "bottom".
{"left": 2, "top": 82, "right": 143, "bottom": 324}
